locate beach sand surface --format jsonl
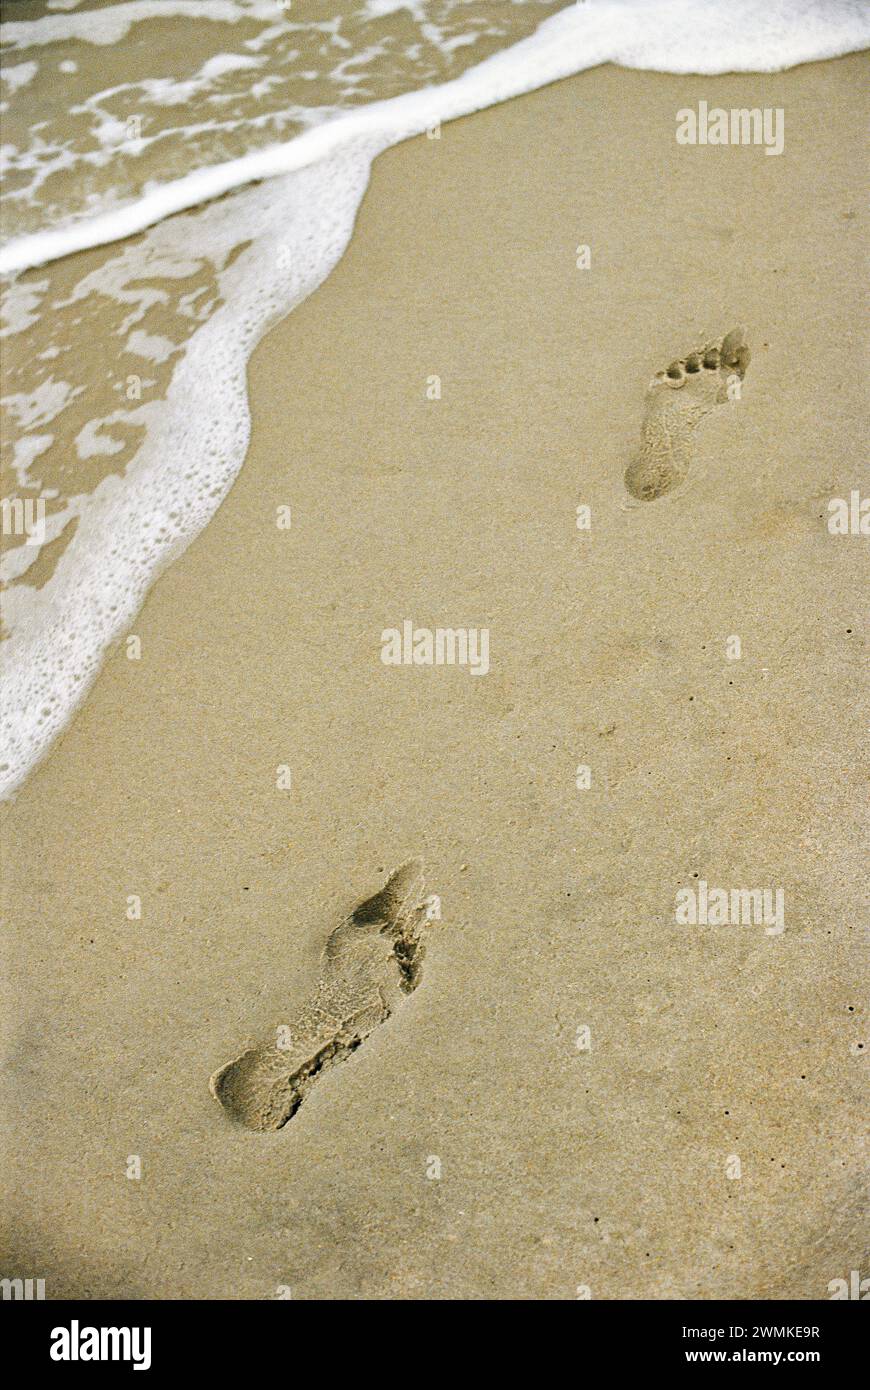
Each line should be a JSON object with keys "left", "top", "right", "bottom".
{"left": 1, "top": 56, "right": 867, "bottom": 1299}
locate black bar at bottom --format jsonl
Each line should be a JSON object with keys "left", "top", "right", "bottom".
{"left": 1, "top": 1297, "right": 865, "bottom": 1374}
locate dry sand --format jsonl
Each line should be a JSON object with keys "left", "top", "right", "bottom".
{"left": 1, "top": 56, "right": 867, "bottom": 1299}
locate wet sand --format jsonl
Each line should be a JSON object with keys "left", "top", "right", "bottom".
{"left": 1, "top": 56, "right": 867, "bottom": 1299}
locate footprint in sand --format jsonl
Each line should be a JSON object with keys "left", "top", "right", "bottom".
{"left": 210, "top": 859, "right": 430, "bottom": 1131}
{"left": 624, "top": 327, "right": 750, "bottom": 502}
